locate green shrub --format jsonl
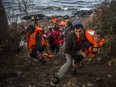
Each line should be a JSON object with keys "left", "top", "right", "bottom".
{"left": 90, "top": 1, "right": 116, "bottom": 59}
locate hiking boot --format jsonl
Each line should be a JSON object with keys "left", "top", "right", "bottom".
{"left": 74, "top": 61, "right": 82, "bottom": 69}
{"left": 70, "top": 67, "right": 79, "bottom": 76}
{"left": 51, "top": 76, "right": 59, "bottom": 86}
{"left": 71, "top": 68, "right": 76, "bottom": 75}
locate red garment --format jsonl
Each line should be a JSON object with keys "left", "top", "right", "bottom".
{"left": 44, "top": 31, "right": 51, "bottom": 39}
{"left": 76, "top": 37, "right": 81, "bottom": 43}
{"left": 76, "top": 37, "right": 87, "bottom": 45}
{"left": 60, "top": 39, "right": 64, "bottom": 44}
{"left": 51, "top": 29, "right": 60, "bottom": 45}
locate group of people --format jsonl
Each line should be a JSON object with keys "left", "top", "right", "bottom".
{"left": 20, "top": 17, "right": 105, "bottom": 86}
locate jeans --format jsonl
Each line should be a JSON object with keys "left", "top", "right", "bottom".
{"left": 56, "top": 53, "right": 83, "bottom": 78}
{"left": 56, "top": 53, "right": 73, "bottom": 78}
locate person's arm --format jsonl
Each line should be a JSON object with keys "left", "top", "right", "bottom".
{"left": 80, "top": 41, "right": 91, "bottom": 57}
{"left": 99, "top": 38, "right": 105, "bottom": 47}
{"left": 81, "top": 41, "right": 91, "bottom": 52}
{"left": 65, "top": 36, "right": 77, "bottom": 57}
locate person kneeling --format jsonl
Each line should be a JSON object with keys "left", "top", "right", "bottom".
{"left": 26, "top": 25, "right": 48, "bottom": 64}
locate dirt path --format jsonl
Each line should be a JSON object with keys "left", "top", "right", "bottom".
{"left": 2, "top": 52, "right": 116, "bottom": 87}
{"left": 1, "top": 16, "right": 116, "bottom": 87}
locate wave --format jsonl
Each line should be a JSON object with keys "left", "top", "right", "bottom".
{"left": 37, "top": 5, "right": 86, "bottom": 11}
{"left": 79, "top": 7, "right": 93, "bottom": 10}
{"left": 36, "top": 2, "right": 99, "bottom": 11}
{"left": 60, "top": 1, "right": 85, "bottom": 4}
{"left": 38, "top": 6, "right": 70, "bottom": 11}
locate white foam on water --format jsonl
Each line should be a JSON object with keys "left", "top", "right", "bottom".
{"left": 80, "top": 8, "right": 93, "bottom": 10}
{"left": 3, "top": 0, "right": 102, "bottom": 23}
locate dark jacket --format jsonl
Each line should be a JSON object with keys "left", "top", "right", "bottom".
{"left": 65, "top": 27, "right": 73, "bottom": 38}
{"left": 65, "top": 31, "right": 86, "bottom": 58}
{"left": 35, "top": 33, "right": 46, "bottom": 53}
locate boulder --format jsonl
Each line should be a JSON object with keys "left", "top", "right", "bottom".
{"left": 21, "top": 14, "right": 45, "bottom": 20}
{"left": 72, "top": 10, "right": 93, "bottom": 17}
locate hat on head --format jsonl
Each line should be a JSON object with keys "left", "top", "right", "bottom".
{"left": 73, "top": 23, "right": 84, "bottom": 29}
{"left": 73, "top": 19, "right": 83, "bottom": 29}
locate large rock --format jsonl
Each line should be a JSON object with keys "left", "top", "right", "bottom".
{"left": 63, "top": 15, "right": 69, "bottom": 19}
{"left": 72, "top": 10, "right": 93, "bottom": 17}
{"left": 21, "top": 14, "right": 45, "bottom": 20}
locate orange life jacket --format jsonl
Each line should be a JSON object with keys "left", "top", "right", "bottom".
{"left": 58, "top": 20, "right": 66, "bottom": 26}
{"left": 27, "top": 26, "right": 48, "bottom": 51}
{"left": 52, "top": 17, "right": 58, "bottom": 23}
{"left": 85, "top": 46, "right": 99, "bottom": 58}
{"left": 85, "top": 29, "right": 105, "bottom": 57}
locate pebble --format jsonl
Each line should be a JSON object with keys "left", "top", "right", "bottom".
{"left": 87, "top": 83, "right": 93, "bottom": 87}
{"left": 108, "top": 74, "right": 112, "bottom": 78}
{"left": 67, "top": 82, "right": 71, "bottom": 86}
{"left": 33, "top": 85, "right": 35, "bottom": 87}
{"left": 28, "top": 85, "right": 35, "bottom": 87}
{"left": 108, "top": 61, "right": 112, "bottom": 66}
{"left": 97, "top": 57, "right": 102, "bottom": 61}
{"left": 20, "top": 84, "right": 23, "bottom": 87}
{"left": 62, "top": 84, "right": 67, "bottom": 87}
{"left": 45, "top": 82, "right": 49, "bottom": 85}
{"left": 35, "top": 67, "right": 38, "bottom": 69}
{"left": 53, "top": 61, "right": 59, "bottom": 65}
{"left": 94, "top": 77, "right": 101, "bottom": 82}
{"left": 16, "top": 71, "right": 22, "bottom": 76}
{"left": 28, "top": 85, "right": 31, "bottom": 87}
{"left": 82, "top": 85, "right": 86, "bottom": 87}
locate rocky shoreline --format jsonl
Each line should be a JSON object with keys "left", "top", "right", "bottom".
{"left": 21, "top": 10, "right": 93, "bottom": 20}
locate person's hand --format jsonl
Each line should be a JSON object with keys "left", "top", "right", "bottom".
{"left": 43, "top": 34, "right": 46, "bottom": 38}
{"left": 92, "top": 48, "right": 98, "bottom": 53}
{"left": 80, "top": 50, "right": 87, "bottom": 57}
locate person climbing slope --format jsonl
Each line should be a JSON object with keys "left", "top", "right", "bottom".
{"left": 51, "top": 23, "right": 87, "bottom": 86}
